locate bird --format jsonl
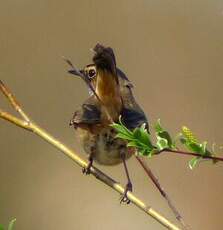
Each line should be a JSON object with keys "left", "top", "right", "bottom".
{"left": 65, "top": 44, "right": 148, "bottom": 203}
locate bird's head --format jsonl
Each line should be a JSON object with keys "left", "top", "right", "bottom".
{"left": 92, "top": 43, "right": 117, "bottom": 76}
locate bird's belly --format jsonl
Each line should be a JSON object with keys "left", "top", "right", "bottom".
{"left": 76, "top": 126, "right": 133, "bottom": 165}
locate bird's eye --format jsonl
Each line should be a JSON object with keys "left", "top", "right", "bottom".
{"left": 88, "top": 69, "right": 96, "bottom": 79}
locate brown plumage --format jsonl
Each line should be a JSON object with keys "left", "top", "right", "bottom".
{"left": 68, "top": 44, "right": 148, "bottom": 202}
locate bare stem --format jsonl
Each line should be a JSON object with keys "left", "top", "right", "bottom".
{"left": 156, "top": 149, "right": 223, "bottom": 161}
{"left": 0, "top": 110, "right": 31, "bottom": 130}
{"left": 135, "top": 156, "right": 189, "bottom": 230}
{"left": 0, "top": 80, "right": 30, "bottom": 122}
{"left": 0, "top": 81, "right": 181, "bottom": 230}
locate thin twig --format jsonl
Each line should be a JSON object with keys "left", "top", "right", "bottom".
{"left": 0, "top": 110, "right": 31, "bottom": 130}
{"left": 135, "top": 156, "right": 189, "bottom": 230}
{"left": 0, "top": 80, "right": 30, "bottom": 122}
{"left": 0, "top": 80, "right": 181, "bottom": 230}
{"left": 156, "top": 149, "right": 223, "bottom": 161}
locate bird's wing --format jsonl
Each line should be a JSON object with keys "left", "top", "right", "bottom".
{"left": 117, "top": 69, "right": 149, "bottom": 131}
{"left": 121, "top": 106, "right": 149, "bottom": 131}
{"left": 70, "top": 96, "right": 101, "bottom": 126}
{"left": 117, "top": 68, "right": 133, "bottom": 88}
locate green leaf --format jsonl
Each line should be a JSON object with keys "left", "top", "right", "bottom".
{"left": 154, "top": 119, "right": 174, "bottom": 149}
{"left": 139, "top": 125, "right": 153, "bottom": 146}
{"left": 133, "top": 126, "right": 153, "bottom": 148}
{"left": 189, "top": 157, "right": 200, "bottom": 169}
{"left": 115, "top": 133, "right": 134, "bottom": 141}
{"left": 137, "top": 150, "right": 144, "bottom": 156}
{"left": 201, "top": 141, "right": 207, "bottom": 154}
{"left": 148, "top": 149, "right": 158, "bottom": 157}
{"left": 127, "top": 141, "right": 138, "bottom": 148}
{"left": 135, "top": 142, "right": 152, "bottom": 156}
{"left": 138, "top": 148, "right": 150, "bottom": 156}
{"left": 140, "top": 148, "right": 147, "bottom": 155}
{"left": 201, "top": 141, "right": 212, "bottom": 156}
{"left": 110, "top": 123, "right": 133, "bottom": 138}
{"left": 157, "top": 131, "right": 173, "bottom": 148}
{"left": 0, "top": 225, "right": 4, "bottom": 230}
{"left": 156, "top": 138, "right": 169, "bottom": 150}
{"left": 186, "top": 142, "right": 203, "bottom": 153}
{"left": 118, "top": 116, "right": 134, "bottom": 136}
{"left": 179, "top": 136, "right": 186, "bottom": 144}
{"left": 154, "top": 119, "right": 163, "bottom": 133}
{"left": 133, "top": 128, "right": 141, "bottom": 139}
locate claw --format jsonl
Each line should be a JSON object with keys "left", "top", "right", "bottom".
{"left": 82, "top": 161, "right": 92, "bottom": 175}
{"left": 82, "top": 166, "right": 91, "bottom": 175}
{"left": 82, "top": 155, "right": 93, "bottom": 175}
{"left": 120, "top": 182, "right": 133, "bottom": 204}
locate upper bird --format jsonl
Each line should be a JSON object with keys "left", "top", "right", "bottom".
{"left": 67, "top": 44, "right": 148, "bottom": 203}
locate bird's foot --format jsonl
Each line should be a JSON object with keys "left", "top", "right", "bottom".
{"left": 120, "top": 182, "right": 133, "bottom": 204}
{"left": 82, "top": 162, "right": 92, "bottom": 175}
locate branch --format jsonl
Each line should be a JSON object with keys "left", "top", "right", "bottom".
{"left": 156, "top": 149, "right": 223, "bottom": 161}
{"left": 0, "top": 80, "right": 30, "bottom": 122}
{"left": 135, "top": 156, "right": 188, "bottom": 230}
{"left": 0, "top": 80, "right": 181, "bottom": 230}
{"left": 112, "top": 118, "right": 223, "bottom": 164}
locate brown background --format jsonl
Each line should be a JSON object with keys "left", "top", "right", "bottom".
{"left": 0, "top": 1, "right": 223, "bottom": 229}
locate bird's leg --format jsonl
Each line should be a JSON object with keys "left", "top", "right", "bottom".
{"left": 82, "top": 146, "right": 95, "bottom": 175}
{"left": 120, "top": 149, "right": 133, "bottom": 204}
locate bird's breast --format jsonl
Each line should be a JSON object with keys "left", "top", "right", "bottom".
{"left": 75, "top": 126, "right": 133, "bottom": 165}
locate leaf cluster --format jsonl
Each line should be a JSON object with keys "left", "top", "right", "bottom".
{"left": 111, "top": 119, "right": 154, "bottom": 156}
{"left": 111, "top": 118, "right": 219, "bottom": 169}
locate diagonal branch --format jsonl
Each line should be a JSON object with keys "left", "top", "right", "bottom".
{"left": 135, "top": 156, "right": 188, "bottom": 230}
{"left": 0, "top": 80, "right": 181, "bottom": 230}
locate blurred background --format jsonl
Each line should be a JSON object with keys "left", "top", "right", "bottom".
{"left": 0, "top": 0, "right": 223, "bottom": 229}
